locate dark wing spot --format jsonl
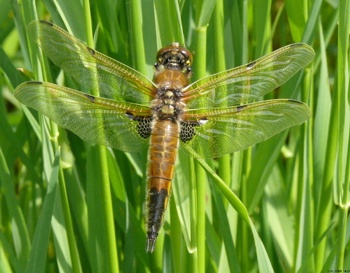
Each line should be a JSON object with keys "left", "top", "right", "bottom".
{"left": 288, "top": 99, "right": 303, "bottom": 104}
{"left": 40, "top": 20, "right": 53, "bottom": 27}
{"left": 125, "top": 115, "right": 152, "bottom": 138}
{"left": 125, "top": 113, "right": 152, "bottom": 138}
{"left": 27, "top": 81, "right": 43, "bottom": 85}
{"left": 137, "top": 118, "right": 152, "bottom": 138}
{"left": 125, "top": 112, "right": 135, "bottom": 119}
{"left": 180, "top": 120, "right": 205, "bottom": 142}
{"left": 87, "top": 47, "right": 96, "bottom": 55}
{"left": 246, "top": 61, "right": 256, "bottom": 69}
{"left": 84, "top": 94, "right": 95, "bottom": 102}
{"left": 237, "top": 105, "right": 248, "bottom": 112}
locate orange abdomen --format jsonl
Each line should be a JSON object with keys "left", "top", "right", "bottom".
{"left": 146, "top": 119, "right": 180, "bottom": 252}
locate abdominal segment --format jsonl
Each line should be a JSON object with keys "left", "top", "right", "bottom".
{"left": 146, "top": 119, "right": 180, "bottom": 252}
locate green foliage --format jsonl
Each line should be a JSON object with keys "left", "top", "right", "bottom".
{"left": 1, "top": 0, "right": 349, "bottom": 272}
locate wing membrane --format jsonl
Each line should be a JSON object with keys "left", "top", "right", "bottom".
{"left": 181, "top": 99, "right": 310, "bottom": 158}
{"left": 15, "top": 81, "right": 151, "bottom": 152}
{"left": 28, "top": 20, "right": 156, "bottom": 104}
{"left": 183, "top": 44, "right": 314, "bottom": 108}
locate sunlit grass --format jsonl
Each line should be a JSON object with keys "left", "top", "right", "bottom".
{"left": 0, "top": 0, "right": 349, "bottom": 273}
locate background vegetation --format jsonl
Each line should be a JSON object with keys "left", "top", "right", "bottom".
{"left": 0, "top": 0, "right": 349, "bottom": 272}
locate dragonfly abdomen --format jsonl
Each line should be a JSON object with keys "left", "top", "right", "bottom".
{"left": 146, "top": 119, "right": 180, "bottom": 252}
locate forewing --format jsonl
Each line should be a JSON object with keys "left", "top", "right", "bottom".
{"left": 28, "top": 20, "right": 156, "bottom": 104}
{"left": 183, "top": 44, "right": 315, "bottom": 108}
{"left": 180, "top": 100, "right": 310, "bottom": 158}
{"left": 15, "top": 82, "right": 151, "bottom": 152}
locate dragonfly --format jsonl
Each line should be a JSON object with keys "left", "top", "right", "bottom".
{"left": 15, "top": 20, "right": 314, "bottom": 253}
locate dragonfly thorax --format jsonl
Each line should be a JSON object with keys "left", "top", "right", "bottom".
{"left": 152, "top": 45, "right": 190, "bottom": 120}
{"left": 151, "top": 88, "right": 185, "bottom": 120}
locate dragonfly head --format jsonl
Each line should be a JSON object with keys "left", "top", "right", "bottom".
{"left": 155, "top": 42, "right": 193, "bottom": 77}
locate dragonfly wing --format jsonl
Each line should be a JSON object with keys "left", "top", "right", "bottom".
{"left": 28, "top": 20, "right": 156, "bottom": 104}
{"left": 180, "top": 99, "right": 310, "bottom": 158}
{"left": 15, "top": 81, "right": 151, "bottom": 152}
{"left": 183, "top": 43, "right": 314, "bottom": 109}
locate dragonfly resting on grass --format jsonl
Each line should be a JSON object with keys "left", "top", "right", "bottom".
{"left": 15, "top": 20, "right": 315, "bottom": 252}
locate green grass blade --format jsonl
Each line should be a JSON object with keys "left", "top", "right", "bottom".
{"left": 252, "top": 0, "right": 272, "bottom": 56}
{"left": 210, "top": 181, "right": 240, "bottom": 272}
{"left": 24, "top": 151, "right": 60, "bottom": 273}
{"left": 334, "top": 0, "right": 350, "bottom": 269}
{"left": 154, "top": 0, "right": 184, "bottom": 44}
{"left": 285, "top": 0, "right": 308, "bottom": 42}
{"left": 191, "top": 1, "right": 218, "bottom": 271}
{"left": 0, "top": 148, "right": 31, "bottom": 272}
